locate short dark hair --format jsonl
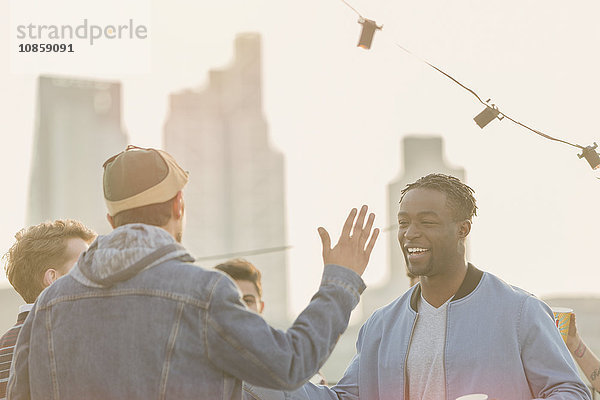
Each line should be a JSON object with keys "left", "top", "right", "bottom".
{"left": 111, "top": 196, "right": 175, "bottom": 228}
{"left": 3, "top": 219, "right": 96, "bottom": 303}
{"left": 214, "top": 258, "right": 262, "bottom": 298}
{"left": 400, "top": 173, "right": 478, "bottom": 222}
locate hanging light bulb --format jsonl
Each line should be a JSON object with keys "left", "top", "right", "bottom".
{"left": 578, "top": 143, "right": 600, "bottom": 170}
{"left": 474, "top": 102, "right": 501, "bottom": 129}
{"left": 357, "top": 18, "right": 382, "bottom": 50}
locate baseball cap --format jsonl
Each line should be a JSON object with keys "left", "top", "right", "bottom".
{"left": 103, "top": 145, "right": 189, "bottom": 216}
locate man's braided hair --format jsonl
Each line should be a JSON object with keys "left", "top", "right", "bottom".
{"left": 400, "top": 173, "right": 478, "bottom": 222}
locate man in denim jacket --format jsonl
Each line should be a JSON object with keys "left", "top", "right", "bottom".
{"left": 8, "top": 146, "right": 379, "bottom": 400}
{"left": 248, "top": 174, "right": 590, "bottom": 399}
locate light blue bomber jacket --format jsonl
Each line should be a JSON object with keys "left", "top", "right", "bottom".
{"left": 247, "top": 264, "right": 591, "bottom": 400}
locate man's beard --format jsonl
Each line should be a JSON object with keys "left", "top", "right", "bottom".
{"left": 175, "top": 230, "right": 183, "bottom": 243}
{"left": 404, "top": 253, "right": 434, "bottom": 277}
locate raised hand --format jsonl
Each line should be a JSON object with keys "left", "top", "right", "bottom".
{"left": 317, "top": 205, "right": 379, "bottom": 276}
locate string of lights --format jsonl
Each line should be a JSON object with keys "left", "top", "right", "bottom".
{"left": 388, "top": 39, "right": 587, "bottom": 151}
{"left": 339, "top": 0, "right": 600, "bottom": 171}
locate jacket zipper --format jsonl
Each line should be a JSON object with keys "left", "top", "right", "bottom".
{"left": 443, "top": 303, "right": 450, "bottom": 400}
{"left": 404, "top": 312, "right": 419, "bottom": 399}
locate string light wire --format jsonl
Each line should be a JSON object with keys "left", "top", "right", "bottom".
{"left": 339, "top": 0, "right": 589, "bottom": 152}
{"left": 340, "top": 0, "right": 363, "bottom": 18}
{"left": 195, "top": 245, "right": 292, "bottom": 262}
{"left": 387, "top": 39, "right": 585, "bottom": 150}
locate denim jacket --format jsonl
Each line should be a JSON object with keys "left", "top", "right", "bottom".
{"left": 8, "top": 224, "right": 365, "bottom": 400}
{"left": 247, "top": 264, "right": 590, "bottom": 400}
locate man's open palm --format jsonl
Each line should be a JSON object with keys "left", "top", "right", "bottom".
{"left": 318, "top": 205, "right": 379, "bottom": 276}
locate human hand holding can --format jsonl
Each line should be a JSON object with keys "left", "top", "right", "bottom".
{"left": 551, "top": 307, "right": 573, "bottom": 344}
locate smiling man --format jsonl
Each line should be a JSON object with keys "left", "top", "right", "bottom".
{"left": 272, "top": 173, "right": 590, "bottom": 400}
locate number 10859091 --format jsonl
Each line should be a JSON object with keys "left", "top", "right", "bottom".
{"left": 19, "top": 43, "right": 74, "bottom": 53}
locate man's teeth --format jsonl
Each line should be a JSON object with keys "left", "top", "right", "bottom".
{"left": 408, "top": 248, "right": 428, "bottom": 254}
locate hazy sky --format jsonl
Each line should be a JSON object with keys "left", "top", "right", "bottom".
{"left": 1, "top": 0, "right": 599, "bottom": 314}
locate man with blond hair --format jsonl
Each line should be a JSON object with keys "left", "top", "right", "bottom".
{"left": 0, "top": 219, "right": 95, "bottom": 400}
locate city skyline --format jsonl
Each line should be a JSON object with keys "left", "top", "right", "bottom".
{"left": 1, "top": 0, "right": 599, "bottom": 319}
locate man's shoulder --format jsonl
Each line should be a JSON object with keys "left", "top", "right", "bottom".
{"left": 154, "top": 259, "right": 215, "bottom": 275}
{"left": 473, "top": 271, "right": 544, "bottom": 315}
{"left": 479, "top": 271, "right": 535, "bottom": 299}
{"left": 154, "top": 261, "right": 233, "bottom": 287}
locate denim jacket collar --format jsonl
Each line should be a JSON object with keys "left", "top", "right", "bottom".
{"left": 70, "top": 223, "right": 194, "bottom": 288}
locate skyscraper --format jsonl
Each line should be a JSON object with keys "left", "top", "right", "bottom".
{"left": 164, "top": 33, "right": 289, "bottom": 327}
{"left": 27, "top": 76, "right": 129, "bottom": 234}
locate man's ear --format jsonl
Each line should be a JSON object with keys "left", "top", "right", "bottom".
{"left": 106, "top": 213, "right": 116, "bottom": 229}
{"left": 172, "top": 191, "right": 184, "bottom": 219}
{"left": 42, "top": 269, "right": 58, "bottom": 288}
{"left": 458, "top": 220, "right": 471, "bottom": 239}
{"left": 259, "top": 301, "right": 265, "bottom": 314}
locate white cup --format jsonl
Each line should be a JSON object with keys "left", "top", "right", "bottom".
{"left": 456, "top": 395, "right": 488, "bottom": 400}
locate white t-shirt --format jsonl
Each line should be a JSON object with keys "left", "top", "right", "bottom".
{"left": 406, "top": 294, "right": 451, "bottom": 400}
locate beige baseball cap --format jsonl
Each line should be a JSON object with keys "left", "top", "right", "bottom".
{"left": 103, "top": 145, "right": 189, "bottom": 216}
